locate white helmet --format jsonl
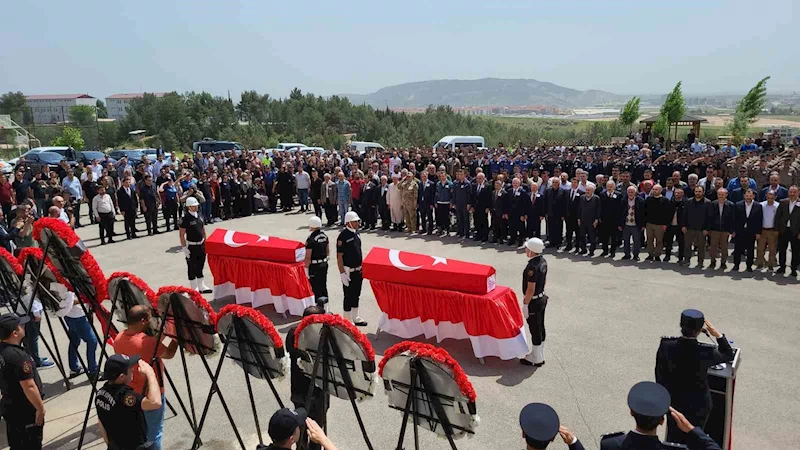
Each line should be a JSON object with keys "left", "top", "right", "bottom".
{"left": 185, "top": 197, "right": 200, "bottom": 207}
{"left": 525, "top": 238, "right": 545, "bottom": 254}
{"left": 308, "top": 216, "right": 322, "bottom": 229}
{"left": 344, "top": 211, "right": 361, "bottom": 223}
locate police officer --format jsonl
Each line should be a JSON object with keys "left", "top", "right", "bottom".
{"left": 95, "top": 354, "right": 162, "bottom": 450}
{"left": 0, "top": 313, "right": 45, "bottom": 450}
{"left": 519, "top": 402, "right": 585, "bottom": 450}
{"left": 656, "top": 309, "right": 734, "bottom": 444}
{"left": 520, "top": 237, "right": 548, "bottom": 367}
{"left": 600, "top": 381, "right": 721, "bottom": 450}
{"left": 179, "top": 196, "right": 212, "bottom": 294}
{"left": 336, "top": 211, "right": 367, "bottom": 326}
{"left": 305, "top": 216, "right": 330, "bottom": 310}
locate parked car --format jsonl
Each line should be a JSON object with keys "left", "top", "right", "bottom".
{"left": 76, "top": 151, "right": 116, "bottom": 166}
{"left": 18, "top": 151, "right": 76, "bottom": 173}
{"left": 0, "top": 160, "right": 13, "bottom": 175}
{"left": 192, "top": 139, "right": 244, "bottom": 154}
{"left": 141, "top": 148, "right": 172, "bottom": 164}
{"left": 108, "top": 149, "right": 145, "bottom": 162}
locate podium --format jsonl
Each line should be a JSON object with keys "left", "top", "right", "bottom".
{"left": 706, "top": 347, "right": 741, "bottom": 450}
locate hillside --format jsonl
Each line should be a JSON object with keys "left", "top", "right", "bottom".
{"left": 342, "top": 78, "right": 626, "bottom": 108}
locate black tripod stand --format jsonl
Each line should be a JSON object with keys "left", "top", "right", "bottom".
{"left": 150, "top": 292, "right": 245, "bottom": 450}
{"left": 196, "top": 314, "right": 286, "bottom": 447}
{"left": 301, "top": 324, "right": 375, "bottom": 450}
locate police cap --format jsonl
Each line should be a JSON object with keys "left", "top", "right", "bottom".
{"left": 627, "top": 381, "right": 670, "bottom": 417}
{"left": 520, "top": 403, "right": 559, "bottom": 445}
{"left": 680, "top": 309, "right": 704, "bottom": 331}
{"left": 0, "top": 313, "right": 30, "bottom": 338}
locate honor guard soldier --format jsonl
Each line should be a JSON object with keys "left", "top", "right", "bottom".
{"left": 656, "top": 309, "right": 734, "bottom": 444}
{"left": 95, "top": 354, "right": 162, "bottom": 450}
{"left": 600, "top": 381, "right": 721, "bottom": 450}
{"left": 180, "top": 197, "right": 212, "bottom": 294}
{"left": 520, "top": 237, "right": 548, "bottom": 367}
{"left": 519, "top": 403, "right": 585, "bottom": 450}
{"left": 337, "top": 211, "right": 368, "bottom": 326}
{"left": 305, "top": 216, "right": 330, "bottom": 310}
{"left": 0, "top": 313, "right": 45, "bottom": 450}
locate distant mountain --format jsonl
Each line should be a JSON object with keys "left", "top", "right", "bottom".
{"left": 341, "top": 78, "right": 627, "bottom": 108}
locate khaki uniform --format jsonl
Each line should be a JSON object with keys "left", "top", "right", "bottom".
{"left": 399, "top": 177, "right": 419, "bottom": 232}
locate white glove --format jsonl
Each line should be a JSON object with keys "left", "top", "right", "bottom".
{"left": 182, "top": 247, "right": 191, "bottom": 258}
{"left": 304, "top": 267, "right": 310, "bottom": 278}
{"left": 340, "top": 272, "right": 351, "bottom": 287}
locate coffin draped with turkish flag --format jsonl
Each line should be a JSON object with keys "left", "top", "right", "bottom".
{"left": 362, "top": 247, "right": 496, "bottom": 294}
{"left": 206, "top": 229, "right": 314, "bottom": 316}
{"left": 363, "top": 247, "right": 528, "bottom": 360}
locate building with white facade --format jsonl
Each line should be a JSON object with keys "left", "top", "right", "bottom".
{"left": 106, "top": 93, "right": 166, "bottom": 120}
{"left": 25, "top": 94, "right": 96, "bottom": 124}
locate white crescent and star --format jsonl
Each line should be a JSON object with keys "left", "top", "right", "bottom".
{"left": 223, "top": 230, "right": 270, "bottom": 248}
{"left": 388, "top": 249, "right": 447, "bottom": 271}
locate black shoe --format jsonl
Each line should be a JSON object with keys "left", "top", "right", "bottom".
{"left": 599, "top": 251, "right": 608, "bottom": 257}
{"left": 731, "top": 266, "right": 739, "bottom": 272}
{"left": 564, "top": 245, "right": 573, "bottom": 252}
{"left": 100, "top": 241, "right": 106, "bottom": 245}
{"left": 578, "top": 249, "right": 587, "bottom": 255}
{"left": 519, "top": 359, "right": 534, "bottom": 366}
{"left": 774, "top": 266, "right": 786, "bottom": 275}
{"left": 534, "top": 361, "right": 545, "bottom": 368}
{"left": 721, "top": 264, "right": 728, "bottom": 270}
{"left": 608, "top": 252, "right": 615, "bottom": 258}
{"left": 709, "top": 261, "right": 717, "bottom": 269}
{"left": 644, "top": 256, "right": 653, "bottom": 261}
{"left": 621, "top": 254, "right": 631, "bottom": 260}
{"left": 792, "top": 270, "right": 798, "bottom": 277}
{"left": 354, "top": 319, "right": 368, "bottom": 327}
{"left": 663, "top": 256, "right": 671, "bottom": 263}
{"left": 107, "top": 239, "right": 115, "bottom": 244}
{"left": 653, "top": 256, "right": 661, "bottom": 262}
{"left": 153, "top": 230, "right": 161, "bottom": 235}
{"left": 633, "top": 256, "right": 640, "bottom": 261}
{"left": 746, "top": 266, "right": 753, "bottom": 272}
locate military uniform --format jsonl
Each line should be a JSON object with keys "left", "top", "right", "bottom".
{"left": 180, "top": 211, "right": 211, "bottom": 293}
{"left": 399, "top": 177, "right": 419, "bottom": 233}
{"left": 336, "top": 227, "right": 366, "bottom": 325}
{"left": 522, "top": 254, "right": 548, "bottom": 365}
{"left": 0, "top": 339, "right": 43, "bottom": 449}
{"left": 655, "top": 310, "right": 734, "bottom": 444}
{"left": 306, "top": 229, "right": 329, "bottom": 307}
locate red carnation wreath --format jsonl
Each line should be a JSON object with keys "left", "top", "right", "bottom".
{"left": 155, "top": 286, "right": 219, "bottom": 355}
{"left": 294, "top": 313, "right": 375, "bottom": 361}
{"left": 380, "top": 341, "right": 477, "bottom": 402}
{"left": 217, "top": 304, "right": 283, "bottom": 349}
{"left": 0, "top": 247, "right": 23, "bottom": 276}
{"left": 108, "top": 272, "right": 157, "bottom": 305}
{"left": 17, "top": 247, "right": 72, "bottom": 290}
{"left": 156, "top": 286, "right": 217, "bottom": 325}
{"left": 107, "top": 272, "right": 159, "bottom": 334}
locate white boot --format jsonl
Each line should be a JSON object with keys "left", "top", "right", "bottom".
{"left": 533, "top": 344, "right": 545, "bottom": 366}
{"left": 343, "top": 310, "right": 352, "bottom": 322}
{"left": 197, "top": 277, "right": 212, "bottom": 294}
{"left": 351, "top": 307, "right": 368, "bottom": 327}
{"left": 189, "top": 279, "right": 199, "bottom": 292}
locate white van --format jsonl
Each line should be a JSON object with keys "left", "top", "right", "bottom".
{"left": 349, "top": 141, "right": 385, "bottom": 155}
{"left": 432, "top": 136, "right": 485, "bottom": 151}
{"left": 277, "top": 142, "right": 306, "bottom": 151}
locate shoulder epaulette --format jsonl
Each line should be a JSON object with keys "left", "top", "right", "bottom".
{"left": 697, "top": 341, "right": 717, "bottom": 348}
{"left": 662, "top": 442, "right": 688, "bottom": 449}
{"left": 600, "top": 431, "right": 625, "bottom": 441}
{"left": 661, "top": 336, "right": 680, "bottom": 341}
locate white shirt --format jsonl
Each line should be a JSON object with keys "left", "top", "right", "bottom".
{"left": 58, "top": 208, "right": 69, "bottom": 224}
{"left": 761, "top": 200, "right": 777, "bottom": 228}
{"left": 388, "top": 157, "right": 402, "bottom": 174}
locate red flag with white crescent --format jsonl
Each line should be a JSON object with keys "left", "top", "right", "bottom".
{"left": 206, "top": 229, "right": 306, "bottom": 263}
{"left": 362, "top": 247, "right": 496, "bottom": 294}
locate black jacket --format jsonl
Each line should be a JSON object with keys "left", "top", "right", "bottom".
{"left": 578, "top": 194, "right": 602, "bottom": 224}
{"left": 471, "top": 182, "right": 492, "bottom": 212}
{"left": 418, "top": 179, "right": 436, "bottom": 208}
{"left": 600, "top": 427, "right": 721, "bottom": 450}
{"left": 505, "top": 187, "right": 529, "bottom": 217}
{"left": 705, "top": 200, "right": 735, "bottom": 233}
{"left": 665, "top": 197, "right": 687, "bottom": 227}
{"left": 643, "top": 195, "right": 670, "bottom": 225}
{"left": 528, "top": 191, "right": 545, "bottom": 219}
{"left": 775, "top": 198, "right": 800, "bottom": 235}
{"left": 544, "top": 187, "right": 569, "bottom": 218}
{"left": 733, "top": 201, "right": 763, "bottom": 236}
{"left": 682, "top": 197, "right": 709, "bottom": 230}
{"left": 117, "top": 187, "right": 138, "bottom": 212}
{"left": 600, "top": 191, "right": 623, "bottom": 226}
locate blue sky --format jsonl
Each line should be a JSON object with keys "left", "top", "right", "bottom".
{"left": 1, "top": 0, "right": 796, "bottom": 101}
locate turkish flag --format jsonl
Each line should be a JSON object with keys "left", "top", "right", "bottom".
{"left": 206, "top": 229, "right": 306, "bottom": 263}
{"left": 362, "top": 247, "right": 496, "bottom": 294}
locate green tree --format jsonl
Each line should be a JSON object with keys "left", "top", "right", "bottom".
{"left": 619, "top": 97, "right": 641, "bottom": 132}
{"left": 729, "top": 76, "right": 770, "bottom": 145}
{"left": 0, "top": 91, "right": 28, "bottom": 124}
{"left": 655, "top": 82, "right": 686, "bottom": 144}
{"left": 68, "top": 105, "right": 96, "bottom": 126}
{"left": 96, "top": 99, "right": 108, "bottom": 119}
{"left": 51, "top": 126, "right": 85, "bottom": 149}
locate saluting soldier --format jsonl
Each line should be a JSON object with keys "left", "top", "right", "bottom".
{"left": 0, "top": 313, "right": 45, "bottom": 450}
{"left": 336, "top": 211, "right": 367, "bottom": 326}
{"left": 179, "top": 196, "right": 212, "bottom": 294}
{"left": 520, "top": 237, "right": 548, "bottom": 367}
{"left": 305, "top": 216, "right": 330, "bottom": 310}
{"left": 656, "top": 310, "right": 734, "bottom": 444}
{"left": 519, "top": 402, "right": 585, "bottom": 450}
{"left": 95, "top": 354, "right": 162, "bottom": 450}
{"left": 600, "top": 381, "right": 721, "bottom": 450}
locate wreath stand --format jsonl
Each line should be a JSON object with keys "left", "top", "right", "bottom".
{"left": 149, "top": 292, "right": 244, "bottom": 450}
{"left": 301, "top": 324, "right": 374, "bottom": 450}
{"left": 195, "top": 314, "right": 286, "bottom": 448}
{"left": 390, "top": 356, "right": 469, "bottom": 450}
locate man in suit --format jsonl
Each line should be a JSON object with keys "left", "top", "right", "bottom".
{"left": 774, "top": 184, "right": 800, "bottom": 277}
{"left": 526, "top": 182, "right": 544, "bottom": 239}
{"left": 418, "top": 171, "right": 436, "bottom": 235}
{"left": 577, "top": 184, "right": 602, "bottom": 256}
{"left": 599, "top": 180, "right": 622, "bottom": 258}
{"left": 378, "top": 175, "right": 390, "bottom": 230}
{"left": 506, "top": 178, "right": 528, "bottom": 247}
{"left": 491, "top": 179, "right": 507, "bottom": 244}
{"left": 116, "top": 176, "right": 139, "bottom": 240}
{"left": 471, "top": 172, "right": 492, "bottom": 242}
{"left": 544, "top": 177, "right": 569, "bottom": 248}
{"left": 656, "top": 310, "right": 734, "bottom": 445}
{"left": 732, "top": 188, "right": 763, "bottom": 272}
{"left": 564, "top": 178, "right": 582, "bottom": 252}
{"left": 663, "top": 187, "right": 687, "bottom": 263}
{"left": 705, "top": 188, "right": 736, "bottom": 270}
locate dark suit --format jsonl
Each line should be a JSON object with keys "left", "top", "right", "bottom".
{"left": 117, "top": 186, "right": 138, "bottom": 238}
{"left": 544, "top": 187, "right": 569, "bottom": 247}
{"left": 526, "top": 191, "right": 544, "bottom": 239}
{"left": 705, "top": 200, "right": 735, "bottom": 265}
{"left": 505, "top": 187, "right": 528, "bottom": 245}
{"left": 664, "top": 197, "right": 687, "bottom": 261}
{"left": 418, "top": 179, "right": 436, "bottom": 233}
{"left": 600, "top": 427, "right": 721, "bottom": 450}
{"left": 656, "top": 335, "right": 734, "bottom": 444}
{"left": 578, "top": 194, "right": 602, "bottom": 253}
{"left": 732, "top": 201, "right": 763, "bottom": 268}
{"left": 599, "top": 191, "right": 623, "bottom": 255}
{"left": 564, "top": 188, "right": 582, "bottom": 249}
{"left": 774, "top": 198, "right": 800, "bottom": 272}
{"left": 491, "top": 188, "right": 507, "bottom": 243}
{"left": 471, "top": 182, "right": 492, "bottom": 241}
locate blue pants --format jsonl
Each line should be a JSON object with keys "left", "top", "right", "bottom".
{"left": 144, "top": 393, "right": 166, "bottom": 450}
{"left": 202, "top": 200, "right": 212, "bottom": 221}
{"left": 338, "top": 201, "right": 348, "bottom": 224}
{"left": 65, "top": 316, "right": 98, "bottom": 373}
{"left": 299, "top": 189, "right": 309, "bottom": 208}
